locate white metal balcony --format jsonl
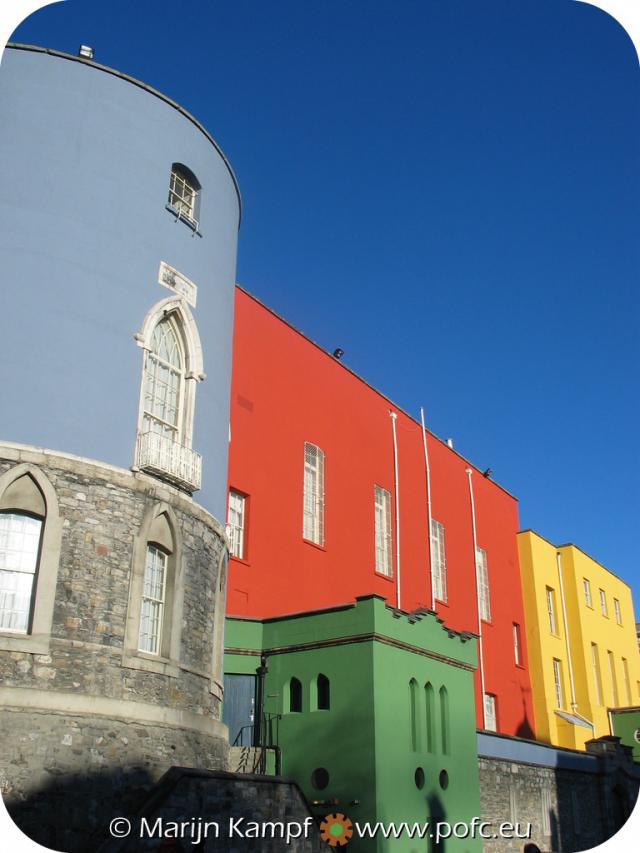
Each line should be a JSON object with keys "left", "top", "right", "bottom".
{"left": 136, "top": 431, "right": 202, "bottom": 492}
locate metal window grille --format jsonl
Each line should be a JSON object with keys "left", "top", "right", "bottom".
{"left": 513, "top": 623, "right": 521, "bottom": 666}
{"left": 553, "top": 658, "right": 564, "bottom": 709}
{"left": 583, "top": 578, "right": 592, "bottom": 607}
{"left": 592, "top": 643, "right": 602, "bottom": 705}
{"left": 0, "top": 513, "right": 42, "bottom": 633}
{"left": 608, "top": 651, "right": 619, "bottom": 706}
{"left": 138, "top": 545, "right": 167, "bottom": 655}
{"left": 430, "top": 519, "right": 447, "bottom": 602}
{"left": 168, "top": 168, "right": 198, "bottom": 224}
{"left": 374, "top": 485, "right": 392, "bottom": 576}
{"left": 599, "top": 589, "right": 607, "bottom": 617}
{"left": 614, "top": 598, "right": 622, "bottom": 625}
{"left": 227, "top": 491, "right": 246, "bottom": 559}
{"left": 476, "top": 548, "right": 491, "bottom": 621}
{"left": 484, "top": 693, "right": 497, "bottom": 732}
{"left": 303, "top": 443, "right": 324, "bottom": 546}
{"left": 546, "top": 587, "right": 557, "bottom": 635}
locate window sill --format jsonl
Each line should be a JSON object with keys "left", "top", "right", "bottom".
{"left": 0, "top": 632, "right": 50, "bottom": 655}
{"left": 165, "top": 203, "right": 203, "bottom": 236}
{"left": 435, "top": 598, "right": 449, "bottom": 607}
{"left": 303, "top": 538, "right": 326, "bottom": 552}
{"left": 122, "top": 651, "right": 179, "bottom": 678}
{"left": 374, "top": 570, "right": 394, "bottom": 582}
{"left": 230, "top": 555, "right": 251, "bottom": 567}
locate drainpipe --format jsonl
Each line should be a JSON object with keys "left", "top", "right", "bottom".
{"left": 556, "top": 551, "right": 578, "bottom": 713}
{"left": 556, "top": 552, "right": 596, "bottom": 735}
{"left": 390, "top": 411, "right": 401, "bottom": 609}
{"left": 420, "top": 407, "right": 434, "bottom": 610}
{"left": 466, "top": 467, "right": 486, "bottom": 728}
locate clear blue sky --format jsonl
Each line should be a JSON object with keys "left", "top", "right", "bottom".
{"left": 6, "top": 1, "right": 640, "bottom": 601}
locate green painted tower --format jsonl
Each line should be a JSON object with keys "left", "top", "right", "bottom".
{"left": 224, "top": 595, "right": 481, "bottom": 852}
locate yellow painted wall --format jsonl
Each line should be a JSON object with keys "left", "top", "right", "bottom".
{"left": 518, "top": 530, "right": 640, "bottom": 751}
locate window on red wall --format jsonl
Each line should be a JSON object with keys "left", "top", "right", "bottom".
{"left": 227, "top": 490, "right": 247, "bottom": 560}
{"left": 513, "top": 623, "right": 522, "bottom": 666}
{"left": 303, "top": 443, "right": 325, "bottom": 546}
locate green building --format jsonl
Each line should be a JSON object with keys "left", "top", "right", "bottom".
{"left": 610, "top": 707, "right": 640, "bottom": 761}
{"left": 224, "top": 595, "right": 481, "bottom": 852}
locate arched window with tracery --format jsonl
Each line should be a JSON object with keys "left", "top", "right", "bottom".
{"left": 134, "top": 298, "right": 204, "bottom": 492}
{"left": 143, "top": 315, "right": 185, "bottom": 443}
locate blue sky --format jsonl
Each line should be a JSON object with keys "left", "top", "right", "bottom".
{"left": 6, "top": 1, "right": 640, "bottom": 600}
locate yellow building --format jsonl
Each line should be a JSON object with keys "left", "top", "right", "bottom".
{"left": 518, "top": 530, "right": 640, "bottom": 750}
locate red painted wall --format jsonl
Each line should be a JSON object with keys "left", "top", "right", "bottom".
{"left": 228, "top": 286, "right": 535, "bottom": 737}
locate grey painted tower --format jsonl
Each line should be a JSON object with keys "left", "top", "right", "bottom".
{"left": 0, "top": 44, "right": 239, "bottom": 850}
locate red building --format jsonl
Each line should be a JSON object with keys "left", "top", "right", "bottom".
{"left": 227, "top": 286, "right": 535, "bottom": 737}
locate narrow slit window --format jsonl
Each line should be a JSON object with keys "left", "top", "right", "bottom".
{"left": 476, "top": 548, "right": 491, "bottom": 622}
{"left": 546, "top": 587, "right": 557, "bottom": 635}
{"left": 552, "top": 658, "right": 564, "bottom": 709}
{"left": 484, "top": 693, "right": 497, "bottom": 732}
{"left": 303, "top": 443, "right": 325, "bottom": 546}
{"left": 430, "top": 519, "right": 447, "bottom": 602}
{"left": 317, "top": 674, "right": 330, "bottom": 710}
{"left": 374, "top": 485, "right": 392, "bottom": 576}
{"left": 289, "top": 677, "right": 302, "bottom": 713}
{"left": 227, "top": 490, "right": 246, "bottom": 559}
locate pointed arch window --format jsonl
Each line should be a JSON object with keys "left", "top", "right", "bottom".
{"left": 425, "top": 682, "right": 435, "bottom": 753}
{"left": 143, "top": 315, "right": 185, "bottom": 442}
{"left": 439, "top": 685, "right": 450, "bottom": 754}
{"left": 0, "top": 464, "right": 62, "bottom": 654}
{"left": 135, "top": 298, "right": 204, "bottom": 492}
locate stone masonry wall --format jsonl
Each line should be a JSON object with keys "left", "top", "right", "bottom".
{"left": 0, "top": 444, "right": 229, "bottom": 852}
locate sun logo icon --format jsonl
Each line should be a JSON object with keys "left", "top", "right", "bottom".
{"left": 319, "top": 813, "right": 354, "bottom": 847}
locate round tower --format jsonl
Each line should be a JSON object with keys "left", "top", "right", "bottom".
{"left": 0, "top": 43, "right": 239, "bottom": 850}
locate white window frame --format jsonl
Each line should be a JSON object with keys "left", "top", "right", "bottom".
{"left": 303, "top": 443, "right": 325, "bottom": 546}
{"left": 0, "top": 512, "right": 42, "bottom": 634}
{"left": 583, "top": 578, "right": 592, "bottom": 608}
{"left": 599, "top": 588, "right": 608, "bottom": 617}
{"left": 227, "top": 490, "right": 246, "bottom": 560}
{"left": 430, "top": 519, "right": 447, "bottom": 602}
{"left": 476, "top": 547, "right": 491, "bottom": 622}
{"left": 546, "top": 586, "right": 557, "bottom": 635}
{"left": 552, "top": 658, "right": 564, "bottom": 709}
{"left": 484, "top": 693, "right": 497, "bottom": 732}
{"left": 614, "top": 598, "right": 622, "bottom": 625}
{"left": 374, "top": 485, "right": 392, "bottom": 576}
{"left": 138, "top": 544, "right": 168, "bottom": 656}
{"left": 513, "top": 623, "right": 521, "bottom": 666}
{"left": 168, "top": 164, "right": 200, "bottom": 228}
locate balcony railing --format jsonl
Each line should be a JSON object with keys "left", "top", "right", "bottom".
{"left": 136, "top": 431, "right": 202, "bottom": 492}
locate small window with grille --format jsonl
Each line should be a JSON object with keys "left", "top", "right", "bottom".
{"left": 167, "top": 164, "right": 201, "bottom": 229}
{"left": 374, "top": 485, "right": 392, "bottom": 576}
{"left": 303, "top": 443, "right": 325, "bottom": 546}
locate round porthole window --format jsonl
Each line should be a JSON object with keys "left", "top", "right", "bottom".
{"left": 311, "top": 767, "right": 330, "bottom": 790}
{"left": 634, "top": 729, "right": 640, "bottom": 744}
{"left": 439, "top": 769, "right": 449, "bottom": 790}
{"left": 414, "top": 767, "right": 425, "bottom": 789}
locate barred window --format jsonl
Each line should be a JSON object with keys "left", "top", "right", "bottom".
{"left": 430, "top": 519, "right": 447, "bottom": 602}
{"left": 476, "top": 547, "right": 491, "bottom": 622}
{"left": 138, "top": 544, "right": 168, "bottom": 655}
{"left": 0, "top": 513, "right": 42, "bottom": 633}
{"left": 303, "top": 443, "right": 324, "bottom": 546}
{"left": 168, "top": 164, "right": 200, "bottom": 226}
{"left": 374, "top": 485, "right": 392, "bottom": 576}
{"left": 227, "top": 490, "right": 246, "bottom": 559}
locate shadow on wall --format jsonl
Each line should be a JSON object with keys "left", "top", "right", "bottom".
{"left": 4, "top": 766, "right": 156, "bottom": 853}
{"left": 427, "top": 791, "right": 447, "bottom": 853}
{"left": 515, "top": 689, "right": 535, "bottom": 741}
